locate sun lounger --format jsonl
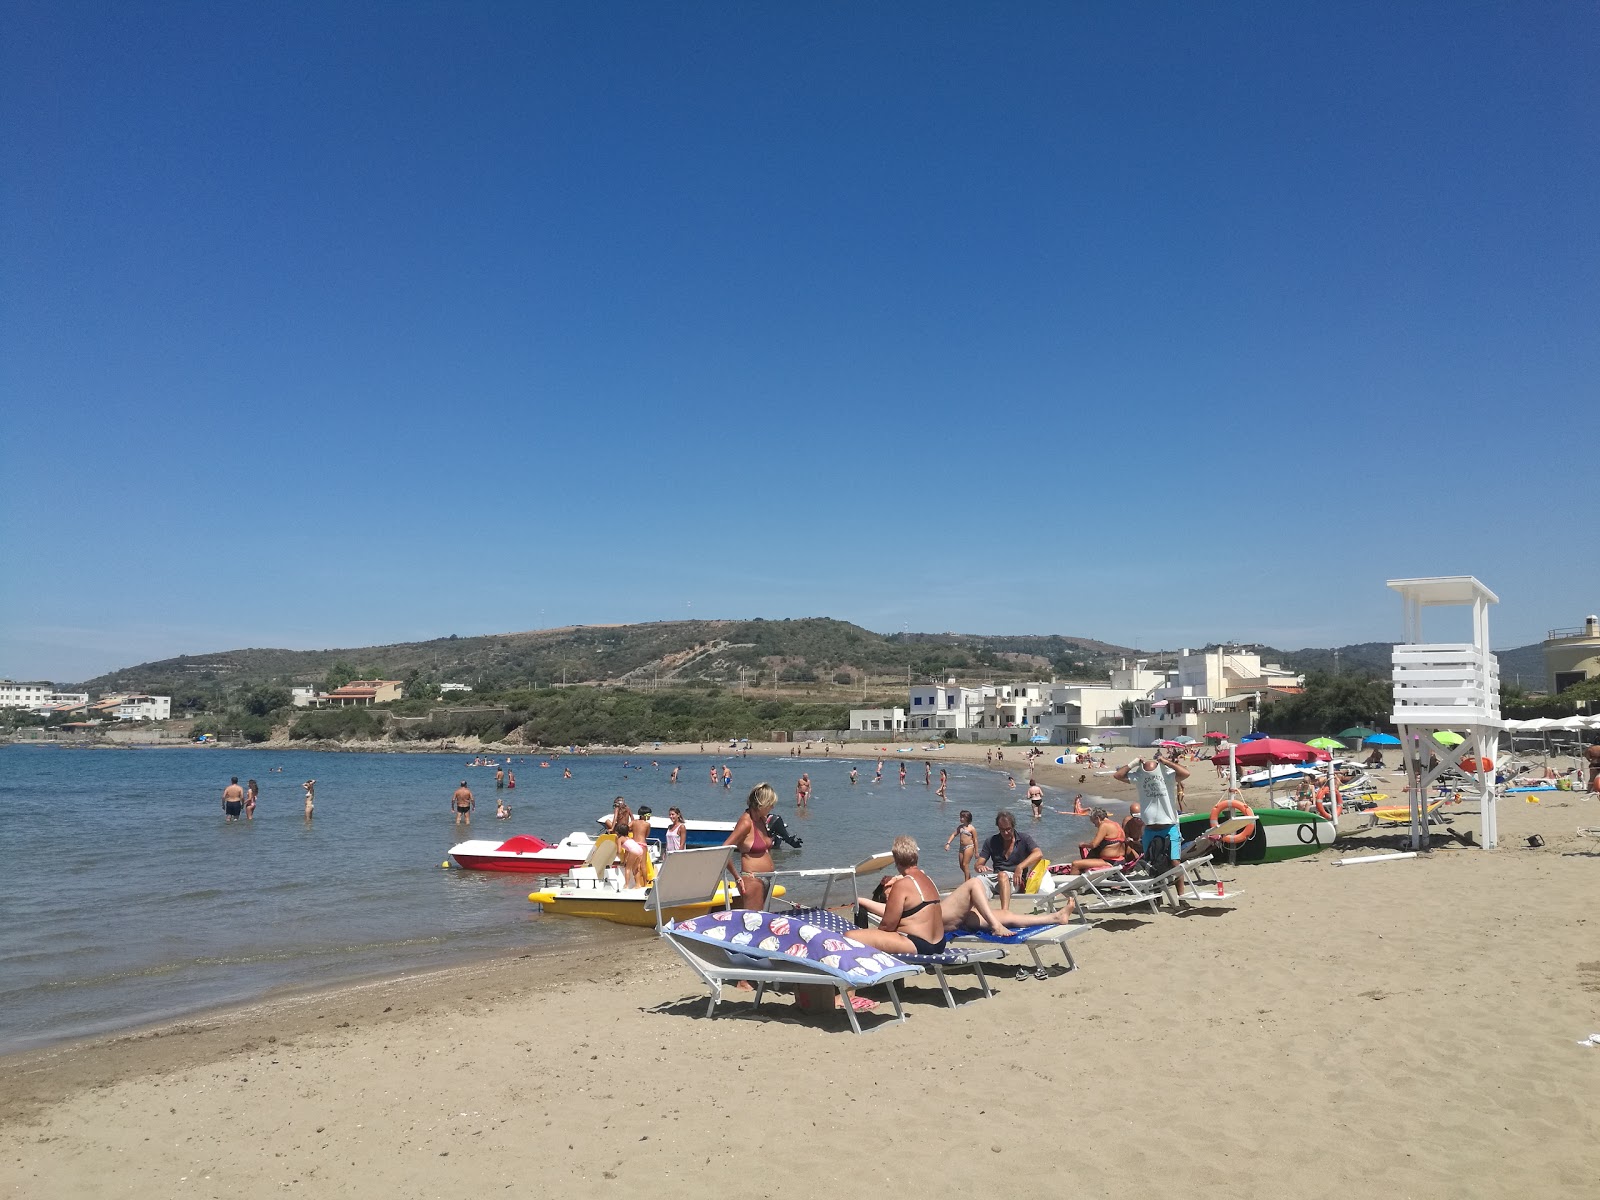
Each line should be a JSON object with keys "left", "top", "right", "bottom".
{"left": 786, "top": 907, "right": 1007, "bottom": 1008}
{"left": 950, "top": 922, "right": 1091, "bottom": 976}
{"left": 662, "top": 908, "right": 923, "bottom": 1032}
{"left": 1045, "top": 867, "right": 1165, "bottom": 917}
{"left": 1146, "top": 855, "right": 1243, "bottom": 909}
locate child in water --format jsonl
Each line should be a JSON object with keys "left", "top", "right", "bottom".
{"left": 496, "top": 801, "right": 512, "bottom": 819}
{"left": 945, "top": 810, "right": 977, "bottom": 879}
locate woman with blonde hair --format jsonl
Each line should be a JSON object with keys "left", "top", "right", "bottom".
{"left": 839, "top": 836, "right": 949, "bottom": 957}
{"left": 723, "top": 783, "right": 778, "bottom": 910}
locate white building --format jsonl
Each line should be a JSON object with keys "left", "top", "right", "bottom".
{"left": 439, "top": 682, "right": 472, "bottom": 694}
{"left": 114, "top": 695, "right": 172, "bottom": 722}
{"left": 291, "top": 687, "right": 322, "bottom": 708}
{"left": 1174, "top": 646, "right": 1302, "bottom": 697}
{"left": 1037, "top": 663, "right": 1167, "bottom": 743}
{"left": 1127, "top": 647, "right": 1295, "bottom": 746}
{"left": 966, "top": 683, "right": 1050, "bottom": 740}
{"left": 906, "top": 681, "right": 987, "bottom": 733}
{"left": 0, "top": 680, "right": 55, "bottom": 709}
{"left": 850, "top": 707, "right": 906, "bottom": 733}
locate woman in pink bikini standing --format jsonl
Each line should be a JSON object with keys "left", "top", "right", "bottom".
{"left": 723, "top": 783, "right": 777, "bottom": 910}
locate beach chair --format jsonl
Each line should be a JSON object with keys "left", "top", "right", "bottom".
{"left": 1147, "top": 854, "right": 1243, "bottom": 910}
{"left": 787, "top": 906, "right": 1008, "bottom": 1009}
{"left": 652, "top": 849, "right": 922, "bottom": 1034}
{"left": 1046, "top": 867, "right": 1165, "bottom": 918}
{"left": 768, "top": 858, "right": 1009, "bottom": 1008}
{"left": 948, "top": 922, "right": 1091, "bottom": 977}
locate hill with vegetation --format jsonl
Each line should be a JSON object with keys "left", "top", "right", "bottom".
{"left": 80, "top": 618, "right": 1138, "bottom": 709}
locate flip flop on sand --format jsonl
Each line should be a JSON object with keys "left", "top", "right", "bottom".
{"left": 836, "top": 995, "right": 877, "bottom": 1013}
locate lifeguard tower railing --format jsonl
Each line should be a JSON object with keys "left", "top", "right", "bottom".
{"left": 1391, "top": 643, "right": 1501, "bottom": 727}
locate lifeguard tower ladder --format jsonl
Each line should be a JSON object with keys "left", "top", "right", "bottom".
{"left": 1388, "top": 576, "right": 1501, "bottom": 849}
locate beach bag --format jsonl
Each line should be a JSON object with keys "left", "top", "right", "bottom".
{"left": 1143, "top": 830, "right": 1174, "bottom": 876}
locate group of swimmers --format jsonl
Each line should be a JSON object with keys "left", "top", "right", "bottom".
{"left": 220, "top": 777, "right": 315, "bottom": 822}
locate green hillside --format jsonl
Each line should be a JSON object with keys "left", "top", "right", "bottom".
{"left": 80, "top": 618, "right": 1137, "bottom": 704}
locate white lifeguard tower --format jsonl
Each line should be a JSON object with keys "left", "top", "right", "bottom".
{"left": 1387, "top": 576, "right": 1501, "bottom": 849}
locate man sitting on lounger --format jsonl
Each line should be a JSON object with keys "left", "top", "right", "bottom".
{"left": 974, "top": 809, "right": 1042, "bottom": 910}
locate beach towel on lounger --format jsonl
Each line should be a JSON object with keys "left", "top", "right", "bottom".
{"left": 666, "top": 910, "right": 908, "bottom": 985}
{"left": 782, "top": 907, "right": 989, "bottom": 968}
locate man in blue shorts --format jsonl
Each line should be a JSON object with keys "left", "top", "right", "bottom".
{"left": 1115, "top": 751, "right": 1190, "bottom": 889}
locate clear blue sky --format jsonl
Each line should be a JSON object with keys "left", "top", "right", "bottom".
{"left": 3, "top": 3, "right": 1595, "bottom": 681}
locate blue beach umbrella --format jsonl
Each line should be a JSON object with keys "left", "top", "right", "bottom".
{"left": 1241, "top": 731, "right": 1268, "bottom": 742}
{"left": 1364, "top": 733, "right": 1401, "bottom": 746}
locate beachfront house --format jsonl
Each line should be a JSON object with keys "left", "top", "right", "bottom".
{"left": 906, "top": 680, "right": 988, "bottom": 734}
{"left": 964, "top": 683, "right": 1049, "bottom": 741}
{"left": 321, "top": 680, "right": 404, "bottom": 707}
{"left": 114, "top": 695, "right": 172, "bottom": 722}
{"left": 290, "top": 687, "right": 323, "bottom": 707}
{"left": 1036, "top": 662, "right": 1166, "bottom": 744}
{"left": 849, "top": 706, "right": 906, "bottom": 734}
{"left": 1127, "top": 647, "right": 1302, "bottom": 745}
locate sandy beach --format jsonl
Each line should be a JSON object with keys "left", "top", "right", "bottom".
{"left": 4, "top": 749, "right": 1598, "bottom": 1200}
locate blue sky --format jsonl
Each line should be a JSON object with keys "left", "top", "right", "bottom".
{"left": 2, "top": 3, "right": 1596, "bottom": 681}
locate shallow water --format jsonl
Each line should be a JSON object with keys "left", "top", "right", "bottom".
{"left": 0, "top": 744, "right": 1104, "bottom": 1052}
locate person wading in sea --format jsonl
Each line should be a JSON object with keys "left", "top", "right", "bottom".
{"left": 452, "top": 780, "right": 475, "bottom": 827}
{"left": 222, "top": 777, "right": 245, "bottom": 823}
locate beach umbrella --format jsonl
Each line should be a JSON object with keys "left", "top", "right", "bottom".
{"left": 1365, "top": 733, "right": 1401, "bottom": 747}
{"left": 1307, "top": 737, "right": 1345, "bottom": 750}
{"left": 1230, "top": 737, "right": 1321, "bottom": 805}
{"left": 1432, "top": 731, "right": 1465, "bottom": 747}
{"left": 1338, "top": 725, "right": 1380, "bottom": 740}
{"left": 1204, "top": 731, "right": 1228, "bottom": 740}
{"left": 1175, "top": 735, "right": 1199, "bottom": 744}
{"left": 1459, "top": 756, "right": 1494, "bottom": 773}
{"left": 1157, "top": 739, "right": 1186, "bottom": 748}
{"left": 1241, "top": 731, "right": 1268, "bottom": 742}
{"left": 1029, "top": 733, "right": 1050, "bottom": 743}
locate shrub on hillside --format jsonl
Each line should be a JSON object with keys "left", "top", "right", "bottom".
{"left": 289, "top": 707, "right": 383, "bottom": 741}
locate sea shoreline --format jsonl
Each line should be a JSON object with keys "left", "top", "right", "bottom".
{"left": 5, "top": 783, "right": 1597, "bottom": 1197}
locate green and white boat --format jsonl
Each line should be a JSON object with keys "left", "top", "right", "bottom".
{"left": 1178, "top": 807, "right": 1335, "bottom": 864}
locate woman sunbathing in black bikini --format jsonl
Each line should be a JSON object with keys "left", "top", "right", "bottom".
{"left": 840, "top": 836, "right": 950, "bottom": 956}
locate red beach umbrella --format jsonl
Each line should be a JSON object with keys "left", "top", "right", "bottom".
{"left": 1229, "top": 737, "right": 1323, "bottom": 767}
{"left": 1458, "top": 756, "right": 1494, "bottom": 773}
{"left": 1203, "top": 731, "right": 1228, "bottom": 740}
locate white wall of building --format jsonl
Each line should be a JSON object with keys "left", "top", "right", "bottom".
{"left": 115, "top": 695, "right": 172, "bottom": 721}
{"left": 0, "top": 681, "right": 55, "bottom": 709}
{"left": 906, "top": 683, "right": 987, "bottom": 732}
{"left": 850, "top": 707, "right": 906, "bottom": 732}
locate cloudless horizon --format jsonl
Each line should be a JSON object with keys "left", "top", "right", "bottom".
{"left": 3, "top": 3, "right": 1596, "bottom": 682}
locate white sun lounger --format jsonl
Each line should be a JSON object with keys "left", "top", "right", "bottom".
{"left": 651, "top": 849, "right": 922, "bottom": 1034}
{"left": 788, "top": 906, "right": 1007, "bottom": 1009}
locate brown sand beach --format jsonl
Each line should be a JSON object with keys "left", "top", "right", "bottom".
{"left": 3, "top": 754, "right": 1598, "bottom": 1199}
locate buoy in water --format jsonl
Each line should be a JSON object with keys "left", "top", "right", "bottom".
{"left": 440, "top": 860, "right": 450, "bottom": 868}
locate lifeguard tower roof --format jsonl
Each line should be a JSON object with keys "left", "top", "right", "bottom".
{"left": 1386, "top": 576, "right": 1499, "bottom": 607}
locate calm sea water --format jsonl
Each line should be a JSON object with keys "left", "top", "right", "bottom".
{"left": 0, "top": 744, "right": 1102, "bottom": 1053}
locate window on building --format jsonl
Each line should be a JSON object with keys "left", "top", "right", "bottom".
{"left": 913, "top": 697, "right": 922, "bottom": 706}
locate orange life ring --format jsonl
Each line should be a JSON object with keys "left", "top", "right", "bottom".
{"left": 1312, "top": 786, "right": 1333, "bottom": 819}
{"left": 1209, "top": 797, "right": 1257, "bottom": 846}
